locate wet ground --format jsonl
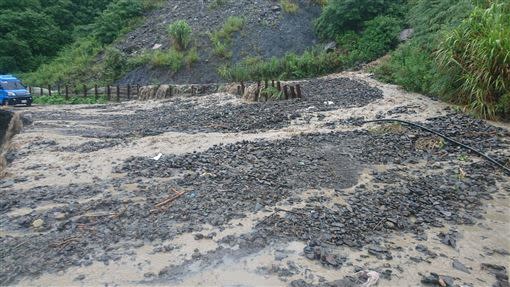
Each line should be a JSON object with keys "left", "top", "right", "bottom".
{"left": 1, "top": 73, "right": 509, "bottom": 286}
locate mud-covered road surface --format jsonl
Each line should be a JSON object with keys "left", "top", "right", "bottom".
{"left": 1, "top": 73, "right": 509, "bottom": 287}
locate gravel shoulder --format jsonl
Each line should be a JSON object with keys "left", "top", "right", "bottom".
{"left": 1, "top": 73, "right": 509, "bottom": 286}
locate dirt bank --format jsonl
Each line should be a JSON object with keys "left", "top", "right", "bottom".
{"left": 1, "top": 73, "right": 509, "bottom": 286}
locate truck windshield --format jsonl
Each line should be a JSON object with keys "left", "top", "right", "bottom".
{"left": 0, "top": 81, "right": 25, "bottom": 90}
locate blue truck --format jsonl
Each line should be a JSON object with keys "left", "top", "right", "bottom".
{"left": 0, "top": 75, "right": 32, "bottom": 106}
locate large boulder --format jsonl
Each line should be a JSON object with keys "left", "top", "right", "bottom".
{"left": 399, "top": 28, "right": 414, "bottom": 42}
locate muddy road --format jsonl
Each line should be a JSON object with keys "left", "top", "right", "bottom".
{"left": 1, "top": 73, "right": 509, "bottom": 286}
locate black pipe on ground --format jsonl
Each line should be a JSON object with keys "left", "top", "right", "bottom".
{"left": 362, "top": 119, "right": 510, "bottom": 176}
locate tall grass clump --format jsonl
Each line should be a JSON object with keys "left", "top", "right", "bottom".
{"left": 218, "top": 49, "right": 342, "bottom": 81}
{"left": 167, "top": 20, "right": 192, "bottom": 51}
{"left": 279, "top": 0, "right": 299, "bottom": 13}
{"left": 436, "top": 2, "right": 510, "bottom": 119}
{"left": 210, "top": 16, "right": 245, "bottom": 58}
{"left": 150, "top": 49, "right": 184, "bottom": 72}
{"left": 373, "top": 0, "right": 475, "bottom": 93}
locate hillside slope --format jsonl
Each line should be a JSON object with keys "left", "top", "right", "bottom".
{"left": 117, "top": 0, "right": 322, "bottom": 84}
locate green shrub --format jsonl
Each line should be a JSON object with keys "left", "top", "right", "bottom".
{"left": 22, "top": 38, "right": 102, "bottom": 87}
{"left": 210, "top": 16, "right": 245, "bottom": 58}
{"left": 103, "top": 47, "right": 128, "bottom": 83}
{"left": 167, "top": 20, "right": 192, "bottom": 51}
{"left": 184, "top": 47, "right": 200, "bottom": 67}
{"left": 279, "top": 0, "right": 299, "bottom": 13}
{"left": 208, "top": 0, "right": 229, "bottom": 10}
{"left": 315, "top": 0, "right": 405, "bottom": 39}
{"left": 93, "top": 0, "right": 144, "bottom": 44}
{"left": 261, "top": 86, "right": 284, "bottom": 100}
{"left": 337, "top": 15, "right": 402, "bottom": 65}
{"left": 373, "top": 42, "right": 438, "bottom": 94}
{"left": 150, "top": 49, "right": 184, "bottom": 72}
{"left": 436, "top": 2, "right": 510, "bottom": 119}
{"left": 219, "top": 49, "right": 343, "bottom": 81}
{"left": 130, "top": 47, "right": 199, "bottom": 73}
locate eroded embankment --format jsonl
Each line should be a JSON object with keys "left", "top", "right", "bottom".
{"left": 0, "top": 73, "right": 509, "bottom": 287}
{"left": 0, "top": 110, "right": 23, "bottom": 176}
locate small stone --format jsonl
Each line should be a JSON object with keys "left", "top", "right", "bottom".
{"left": 32, "top": 219, "right": 44, "bottom": 228}
{"left": 74, "top": 274, "right": 85, "bottom": 281}
{"left": 53, "top": 212, "right": 67, "bottom": 220}
{"left": 452, "top": 259, "right": 471, "bottom": 274}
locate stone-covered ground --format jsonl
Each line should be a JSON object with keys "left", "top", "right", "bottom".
{"left": 1, "top": 73, "right": 509, "bottom": 286}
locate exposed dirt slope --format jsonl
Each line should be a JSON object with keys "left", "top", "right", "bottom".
{"left": 117, "top": 0, "right": 322, "bottom": 84}
{"left": 1, "top": 73, "right": 509, "bottom": 286}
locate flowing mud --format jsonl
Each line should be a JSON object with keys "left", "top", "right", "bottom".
{"left": 1, "top": 73, "right": 509, "bottom": 286}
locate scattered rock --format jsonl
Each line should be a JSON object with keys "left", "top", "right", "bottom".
{"left": 452, "top": 259, "right": 471, "bottom": 274}
{"left": 421, "top": 273, "right": 455, "bottom": 286}
{"left": 31, "top": 219, "right": 44, "bottom": 228}
{"left": 438, "top": 230, "right": 459, "bottom": 248}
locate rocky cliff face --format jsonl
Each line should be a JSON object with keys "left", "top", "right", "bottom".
{"left": 116, "top": 0, "right": 322, "bottom": 84}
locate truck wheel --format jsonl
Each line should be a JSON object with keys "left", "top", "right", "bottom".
{"left": 26, "top": 101, "right": 32, "bottom": 107}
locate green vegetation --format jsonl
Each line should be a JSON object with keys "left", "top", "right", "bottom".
{"left": 260, "top": 86, "right": 284, "bottom": 101}
{"left": 129, "top": 20, "right": 198, "bottom": 73}
{"left": 167, "top": 20, "right": 193, "bottom": 51}
{"left": 129, "top": 47, "right": 199, "bottom": 73}
{"left": 436, "top": 3, "right": 510, "bottom": 119}
{"left": 208, "top": 0, "right": 229, "bottom": 10}
{"left": 314, "top": 0, "right": 405, "bottom": 40}
{"left": 0, "top": 0, "right": 164, "bottom": 74}
{"left": 22, "top": 38, "right": 103, "bottom": 86}
{"left": 210, "top": 17, "right": 246, "bottom": 58}
{"left": 19, "top": 0, "right": 163, "bottom": 87}
{"left": 374, "top": 0, "right": 509, "bottom": 120}
{"left": 33, "top": 95, "right": 108, "bottom": 105}
{"left": 218, "top": 0, "right": 404, "bottom": 81}
{"left": 218, "top": 49, "right": 341, "bottom": 81}
{"left": 279, "top": 0, "right": 299, "bottom": 13}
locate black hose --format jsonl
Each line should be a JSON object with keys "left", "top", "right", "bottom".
{"left": 362, "top": 119, "right": 510, "bottom": 176}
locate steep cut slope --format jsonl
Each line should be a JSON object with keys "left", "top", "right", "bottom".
{"left": 117, "top": 0, "right": 322, "bottom": 84}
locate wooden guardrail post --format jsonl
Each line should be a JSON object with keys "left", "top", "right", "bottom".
{"left": 57, "top": 84, "right": 61, "bottom": 96}
{"left": 116, "top": 85, "right": 120, "bottom": 102}
{"left": 65, "top": 85, "right": 69, "bottom": 100}
{"left": 277, "top": 81, "right": 281, "bottom": 92}
{"left": 290, "top": 86, "right": 297, "bottom": 98}
{"left": 83, "top": 84, "right": 87, "bottom": 97}
{"left": 283, "top": 85, "right": 289, "bottom": 100}
{"left": 94, "top": 84, "right": 98, "bottom": 100}
{"left": 127, "top": 84, "right": 131, "bottom": 100}
{"left": 40, "top": 87, "right": 43, "bottom": 97}
{"left": 136, "top": 84, "right": 140, "bottom": 97}
{"left": 107, "top": 85, "right": 111, "bottom": 101}
{"left": 256, "top": 81, "right": 261, "bottom": 102}
{"left": 296, "top": 84, "right": 302, "bottom": 98}
{"left": 48, "top": 85, "right": 52, "bottom": 97}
